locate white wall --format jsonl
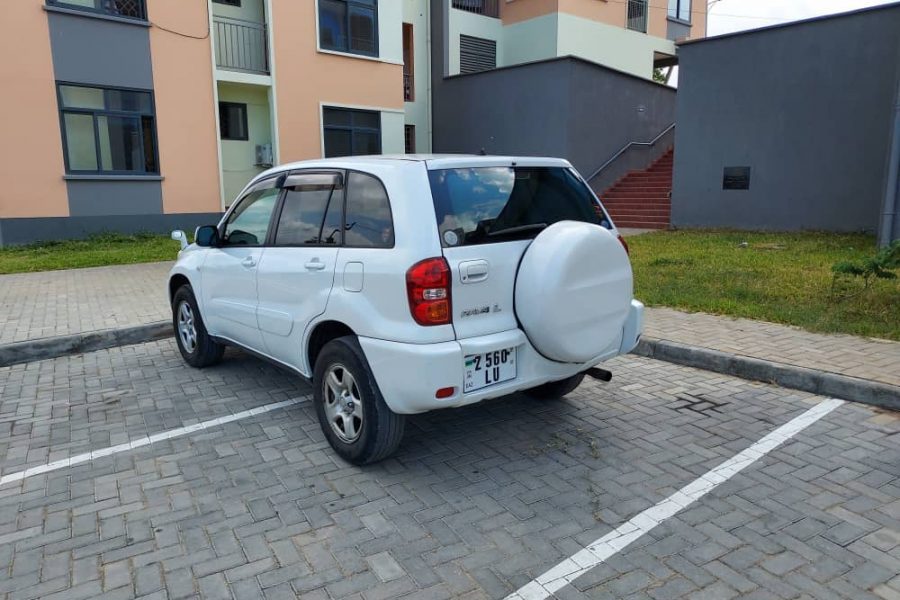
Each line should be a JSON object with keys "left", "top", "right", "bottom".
{"left": 378, "top": 0, "right": 404, "bottom": 64}
{"left": 556, "top": 13, "right": 676, "bottom": 79}
{"left": 402, "top": 0, "right": 431, "bottom": 152}
{"left": 447, "top": 7, "right": 504, "bottom": 75}
{"left": 380, "top": 110, "right": 407, "bottom": 154}
{"left": 502, "top": 13, "right": 558, "bottom": 67}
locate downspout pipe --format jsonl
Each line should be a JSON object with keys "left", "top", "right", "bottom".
{"left": 878, "top": 68, "right": 900, "bottom": 247}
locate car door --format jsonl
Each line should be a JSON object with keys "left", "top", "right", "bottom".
{"left": 255, "top": 171, "right": 343, "bottom": 367}
{"left": 201, "top": 179, "right": 281, "bottom": 351}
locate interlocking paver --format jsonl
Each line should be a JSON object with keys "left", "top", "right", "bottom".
{"left": 0, "top": 261, "right": 172, "bottom": 344}
{"left": 0, "top": 340, "right": 898, "bottom": 599}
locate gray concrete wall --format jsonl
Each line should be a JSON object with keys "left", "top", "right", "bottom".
{"left": 431, "top": 59, "right": 572, "bottom": 160}
{"left": 0, "top": 213, "right": 222, "bottom": 246}
{"left": 66, "top": 180, "right": 163, "bottom": 216}
{"left": 431, "top": 56, "right": 676, "bottom": 179}
{"left": 47, "top": 11, "right": 154, "bottom": 89}
{"left": 672, "top": 5, "right": 900, "bottom": 233}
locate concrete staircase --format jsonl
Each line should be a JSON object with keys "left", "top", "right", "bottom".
{"left": 600, "top": 148, "right": 673, "bottom": 229}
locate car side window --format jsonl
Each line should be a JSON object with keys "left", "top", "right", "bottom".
{"left": 222, "top": 186, "right": 280, "bottom": 246}
{"left": 275, "top": 182, "right": 344, "bottom": 246}
{"left": 345, "top": 171, "right": 394, "bottom": 248}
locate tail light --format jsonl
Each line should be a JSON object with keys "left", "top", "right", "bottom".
{"left": 617, "top": 234, "right": 630, "bottom": 256}
{"left": 406, "top": 257, "right": 452, "bottom": 326}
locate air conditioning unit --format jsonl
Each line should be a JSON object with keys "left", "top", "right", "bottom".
{"left": 255, "top": 143, "right": 274, "bottom": 168}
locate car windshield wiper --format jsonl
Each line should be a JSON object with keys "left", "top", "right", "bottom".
{"left": 487, "top": 223, "right": 548, "bottom": 238}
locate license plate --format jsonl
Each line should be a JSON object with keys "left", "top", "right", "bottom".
{"left": 463, "top": 347, "right": 517, "bottom": 392}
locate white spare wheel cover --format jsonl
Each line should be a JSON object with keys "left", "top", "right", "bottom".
{"left": 515, "top": 221, "right": 632, "bottom": 363}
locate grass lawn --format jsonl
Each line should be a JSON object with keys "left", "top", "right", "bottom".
{"left": 0, "top": 233, "right": 180, "bottom": 275}
{"left": 628, "top": 230, "right": 900, "bottom": 341}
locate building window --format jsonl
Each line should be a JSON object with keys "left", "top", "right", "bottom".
{"left": 219, "top": 102, "right": 249, "bottom": 141}
{"left": 404, "top": 125, "right": 416, "bottom": 154}
{"left": 318, "top": 0, "right": 378, "bottom": 57}
{"left": 402, "top": 23, "right": 414, "bottom": 101}
{"left": 323, "top": 108, "right": 381, "bottom": 158}
{"left": 459, "top": 35, "right": 496, "bottom": 74}
{"left": 667, "top": 0, "right": 691, "bottom": 22}
{"left": 626, "top": 0, "right": 649, "bottom": 32}
{"left": 57, "top": 83, "right": 158, "bottom": 175}
{"left": 47, "top": 0, "right": 146, "bottom": 20}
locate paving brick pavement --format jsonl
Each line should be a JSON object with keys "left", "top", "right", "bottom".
{"left": 0, "top": 341, "right": 897, "bottom": 599}
{"left": 0, "top": 262, "right": 172, "bottom": 345}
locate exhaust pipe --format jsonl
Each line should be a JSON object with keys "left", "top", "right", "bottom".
{"left": 585, "top": 367, "right": 613, "bottom": 382}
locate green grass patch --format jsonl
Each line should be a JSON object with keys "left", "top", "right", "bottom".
{"left": 0, "top": 233, "right": 181, "bottom": 274}
{"left": 628, "top": 230, "right": 900, "bottom": 341}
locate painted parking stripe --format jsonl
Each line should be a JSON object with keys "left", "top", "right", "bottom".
{"left": 0, "top": 397, "right": 308, "bottom": 488}
{"left": 506, "top": 397, "right": 845, "bottom": 600}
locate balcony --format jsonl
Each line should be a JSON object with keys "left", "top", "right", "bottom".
{"left": 626, "top": 0, "right": 649, "bottom": 33}
{"left": 452, "top": 0, "right": 500, "bottom": 18}
{"left": 213, "top": 16, "right": 269, "bottom": 75}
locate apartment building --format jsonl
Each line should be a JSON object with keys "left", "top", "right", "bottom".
{"left": 0, "top": 0, "right": 705, "bottom": 245}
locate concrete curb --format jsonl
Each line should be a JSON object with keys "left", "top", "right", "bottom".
{"left": 0, "top": 321, "right": 172, "bottom": 368}
{"left": 633, "top": 338, "right": 900, "bottom": 412}
{"left": 2, "top": 323, "right": 897, "bottom": 413}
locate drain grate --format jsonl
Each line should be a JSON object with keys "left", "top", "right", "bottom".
{"left": 672, "top": 393, "right": 729, "bottom": 415}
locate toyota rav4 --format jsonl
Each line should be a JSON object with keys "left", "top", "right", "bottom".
{"left": 168, "top": 155, "right": 643, "bottom": 464}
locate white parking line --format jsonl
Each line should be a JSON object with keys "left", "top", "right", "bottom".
{"left": 0, "top": 397, "right": 308, "bottom": 488}
{"left": 506, "top": 397, "right": 845, "bottom": 600}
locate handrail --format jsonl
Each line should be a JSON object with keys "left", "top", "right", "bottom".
{"left": 587, "top": 123, "right": 675, "bottom": 181}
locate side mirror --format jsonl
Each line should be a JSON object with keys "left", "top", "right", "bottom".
{"left": 195, "top": 225, "right": 220, "bottom": 247}
{"left": 170, "top": 230, "right": 188, "bottom": 250}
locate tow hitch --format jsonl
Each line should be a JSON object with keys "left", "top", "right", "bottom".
{"left": 585, "top": 367, "right": 612, "bottom": 382}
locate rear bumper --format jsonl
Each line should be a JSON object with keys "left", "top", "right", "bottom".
{"left": 359, "top": 299, "right": 644, "bottom": 414}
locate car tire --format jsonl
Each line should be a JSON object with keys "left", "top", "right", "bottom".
{"left": 172, "top": 285, "right": 225, "bottom": 368}
{"left": 524, "top": 373, "right": 585, "bottom": 400}
{"left": 313, "top": 336, "right": 405, "bottom": 465}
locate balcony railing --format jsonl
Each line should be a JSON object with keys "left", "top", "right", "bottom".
{"left": 452, "top": 0, "right": 500, "bottom": 18}
{"left": 214, "top": 16, "right": 269, "bottom": 75}
{"left": 404, "top": 72, "right": 413, "bottom": 101}
{"left": 626, "top": 0, "right": 648, "bottom": 33}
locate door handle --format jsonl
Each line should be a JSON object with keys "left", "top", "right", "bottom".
{"left": 305, "top": 259, "right": 326, "bottom": 271}
{"left": 241, "top": 256, "right": 256, "bottom": 268}
{"left": 461, "top": 260, "right": 489, "bottom": 283}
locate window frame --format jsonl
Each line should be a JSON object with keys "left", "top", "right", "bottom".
{"left": 218, "top": 179, "right": 282, "bottom": 248}
{"left": 271, "top": 171, "right": 347, "bottom": 248}
{"left": 46, "top": 0, "right": 147, "bottom": 21}
{"left": 318, "top": 0, "right": 380, "bottom": 58}
{"left": 667, "top": 0, "right": 691, "bottom": 24}
{"left": 322, "top": 107, "right": 383, "bottom": 158}
{"left": 212, "top": 0, "right": 241, "bottom": 6}
{"left": 219, "top": 102, "right": 249, "bottom": 141}
{"left": 56, "top": 81, "right": 160, "bottom": 176}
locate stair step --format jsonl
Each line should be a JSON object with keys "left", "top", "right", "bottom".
{"left": 602, "top": 198, "right": 671, "bottom": 204}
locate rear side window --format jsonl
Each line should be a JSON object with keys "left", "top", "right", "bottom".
{"left": 345, "top": 172, "right": 394, "bottom": 248}
{"left": 428, "top": 167, "right": 605, "bottom": 247}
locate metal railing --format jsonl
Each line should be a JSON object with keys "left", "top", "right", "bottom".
{"left": 452, "top": 0, "right": 500, "bottom": 18}
{"left": 404, "top": 72, "right": 413, "bottom": 101}
{"left": 213, "top": 16, "right": 269, "bottom": 75}
{"left": 588, "top": 123, "right": 675, "bottom": 182}
{"left": 49, "top": 0, "right": 146, "bottom": 19}
{"left": 626, "top": 0, "right": 649, "bottom": 33}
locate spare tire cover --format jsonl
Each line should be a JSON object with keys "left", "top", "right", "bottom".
{"left": 515, "top": 221, "right": 632, "bottom": 363}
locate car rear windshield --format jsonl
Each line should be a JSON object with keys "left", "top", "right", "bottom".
{"left": 428, "top": 166, "right": 608, "bottom": 247}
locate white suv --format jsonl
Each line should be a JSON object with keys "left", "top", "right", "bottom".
{"left": 168, "top": 155, "right": 643, "bottom": 463}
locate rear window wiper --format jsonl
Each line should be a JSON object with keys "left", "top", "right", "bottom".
{"left": 487, "top": 223, "right": 548, "bottom": 238}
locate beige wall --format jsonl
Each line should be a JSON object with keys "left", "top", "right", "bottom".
{"left": 272, "top": 1, "right": 403, "bottom": 161}
{"left": 0, "top": 0, "right": 68, "bottom": 218}
{"left": 148, "top": 0, "right": 222, "bottom": 214}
